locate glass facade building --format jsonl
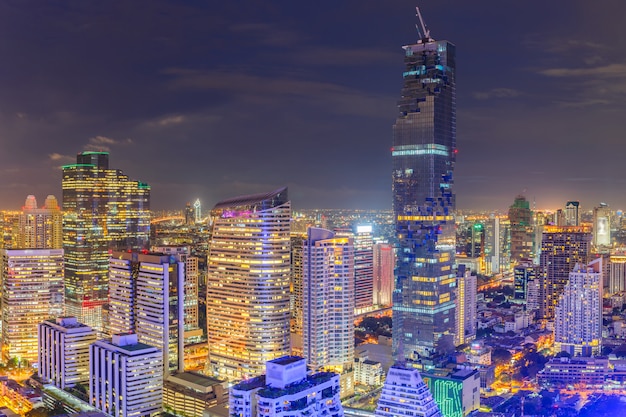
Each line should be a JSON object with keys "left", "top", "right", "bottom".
{"left": 62, "top": 151, "right": 150, "bottom": 332}
{"left": 206, "top": 187, "right": 291, "bottom": 381}
{"left": 391, "top": 29, "right": 457, "bottom": 360}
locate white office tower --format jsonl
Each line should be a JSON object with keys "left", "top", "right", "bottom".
{"left": 456, "top": 266, "right": 477, "bottom": 345}
{"left": 108, "top": 251, "right": 185, "bottom": 374}
{"left": 554, "top": 258, "right": 602, "bottom": 356}
{"left": 38, "top": 317, "right": 96, "bottom": 389}
{"left": 229, "top": 356, "right": 343, "bottom": 417}
{"left": 375, "top": 365, "right": 441, "bottom": 417}
{"left": 151, "top": 246, "right": 200, "bottom": 336}
{"left": 373, "top": 243, "right": 394, "bottom": 307}
{"left": 303, "top": 228, "right": 354, "bottom": 371}
{"left": 1, "top": 248, "right": 64, "bottom": 363}
{"left": 207, "top": 188, "right": 291, "bottom": 381}
{"left": 90, "top": 333, "right": 163, "bottom": 417}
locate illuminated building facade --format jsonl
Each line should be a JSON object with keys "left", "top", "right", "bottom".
{"left": 609, "top": 253, "right": 626, "bottom": 295}
{"left": 456, "top": 266, "right": 476, "bottom": 345}
{"left": 290, "top": 233, "right": 306, "bottom": 335}
{"left": 354, "top": 225, "right": 374, "bottom": 312}
{"left": 38, "top": 317, "right": 96, "bottom": 389}
{"left": 62, "top": 151, "right": 150, "bottom": 332}
{"left": 421, "top": 368, "right": 480, "bottom": 417}
{"left": 508, "top": 195, "right": 534, "bottom": 265}
{"left": 513, "top": 262, "right": 539, "bottom": 301}
{"left": 108, "top": 251, "right": 186, "bottom": 374}
{"left": 391, "top": 11, "right": 457, "bottom": 360}
{"left": 18, "top": 195, "right": 62, "bottom": 249}
{"left": 565, "top": 201, "right": 580, "bottom": 226}
{"left": 373, "top": 243, "right": 394, "bottom": 306}
{"left": 229, "top": 356, "right": 343, "bottom": 417}
{"left": 376, "top": 365, "right": 441, "bottom": 417}
{"left": 303, "top": 228, "right": 354, "bottom": 372}
{"left": 554, "top": 259, "right": 602, "bottom": 356}
{"left": 90, "top": 333, "right": 163, "bottom": 417}
{"left": 593, "top": 203, "right": 611, "bottom": 249}
{"left": 206, "top": 187, "right": 291, "bottom": 381}
{"left": 539, "top": 226, "right": 591, "bottom": 320}
{"left": 1, "top": 248, "right": 64, "bottom": 363}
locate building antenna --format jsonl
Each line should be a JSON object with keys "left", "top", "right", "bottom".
{"left": 415, "top": 6, "right": 431, "bottom": 42}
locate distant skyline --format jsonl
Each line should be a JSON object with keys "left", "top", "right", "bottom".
{"left": 1, "top": 1, "right": 626, "bottom": 211}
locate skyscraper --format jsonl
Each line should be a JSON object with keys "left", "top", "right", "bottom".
{"left": 391, "top": 8, "right": 457, "bottom": 360}
{"left": 376, "top": 365, "right": 441, "bottom": 417}
{"left": 18, "top": 195, "right": 62, "bottom": 249}
{"left": 62, "top": 151, "right": 150, "bottom": 332}
{"left": 302, "top": 228, "right": 354, "bottom": 372}
{"left": 206, "top": 187, "right": 291, "bottom": 381}
{"left": 593, "top": 202, "right": 611, "bottom": 250}
{"left": 508, "top": 195, "right": 534, "bottom": 265}
{"left": 38, "top": 317, "right": 96, "bottom": 389}
{"left": 354, "top": 225, "right": 374, "bottom": 313}
{"left": 539, "top": 226, "right": 591, "bottom": 320}
{"left": 1, "top": 248, "right": 64, "bottom": 363}
{"left": 90, "top": 333, "right": 163, "bottom": 417}
{"left": 373, "top": 242, "right": 394, "bottom": 307}
{"left": 565, "top": 201, "right": 580, "bottom": 226}
{"left": 108, "top": 251, "right": 186, "bottom": 375}
{"left": 554, "top": 259, "right": 602, "bottom": 356}
{"left": 456, "top": 266, "right": 477, "bottom": 345}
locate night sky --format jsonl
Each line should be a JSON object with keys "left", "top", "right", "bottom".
{"left": 1, "top": 1, "right": 625, "bottom": 212}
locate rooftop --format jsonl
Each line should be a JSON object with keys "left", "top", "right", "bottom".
{"left": 257, "top": 372, "right": 336, "bottom": 399}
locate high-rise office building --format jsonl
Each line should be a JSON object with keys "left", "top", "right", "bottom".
{"left": 391, "top": 9, "right": 457, "bottom": 360}
{"left": 554, "top": 259, "right": 602, "bottom": 356}
{"left": 38, "top": 317, "right": 96, "bottom": 389}
{"left": 303, "top": 228, "right": 354, "bottom": 372}
{"left": 1, "top": 248, "right": 64, "bottom": 363}
{"left": 354, "top": 225, "right": 374, "bottom": 312}
{"left": 539, "top": 226, "right": 591, "bottom": 320}
{"left": 206, "top": 187, "right": 291, "bottom": 381}
{"left": 421, "top": 368, "right": 480, "bottom": 417}
{"left": 62, "top": 151, "right": 150, "bottom": 332}
{"left": 508, "top": 195, "right": 534, "bottom": 265}
{"left": 18, "top": 195, "right": 62, "bottom": 249}
{"left": 565, "top": 201, "right": 581, "bottom": 226}
{"left": 373, "top": 243, "right": 394, "bottom": 307}
{"left": 151, "top": 246, "right": 201, "bottom": 341}
{"left": 375, "top": 365, "right": 441, "bottom": 417}
{"left": 456, "top": 266, "right": 477, "bottom": 345}
{"left": 108, "top": 251, "right": 186, "bottom": 374}
{"left": 593, "top": 203, "right": 611, "bottom": 249}
{"left": 513, "top": 262, "right": 540, "bottom": 302}
{"left": 609, "top": 253, "right": 626, "bottom": 295}
{"left": 90, "top": 333, "right": 163, "bottom": 417}
{"left": 290, "top": 232, "right": 306, "bottom": 336}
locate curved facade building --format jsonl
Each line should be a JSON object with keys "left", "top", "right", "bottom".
{"left": 391, "top": 21, "right": 457, "bottom": 360}
{"left": 207, "top": 187, "right": 291, "bottom": 381}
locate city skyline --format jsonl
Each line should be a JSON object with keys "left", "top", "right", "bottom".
{"left": 1, "top": 1, "right": 626, "bottom": 211}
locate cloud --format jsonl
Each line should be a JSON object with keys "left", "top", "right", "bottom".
{"left": 524, "top": 37, "right": 606, "bottom": 54}
{"left": 84, "top": 135, "right": 133, "bottom": 151}
{"left": 539, "top": 63, "right": 626, "bottom": 78}
{"left": 162, "top": 68, "right": 391, "bottom": 118}
{"left": 229, "top": 23, "right": 302, "bottom": 47}
{"left": 473, "top": 88, "right": 523, "bottom": 100}
{"left": 556, "top": 99, "right": 610, "bottom": 108}
{"left": 291, "top": 47, "right": 398, "bottom": 67}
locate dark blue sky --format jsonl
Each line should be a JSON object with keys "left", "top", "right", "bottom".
{"left": 1, "top": 1, "right": 625, "bottom": 212}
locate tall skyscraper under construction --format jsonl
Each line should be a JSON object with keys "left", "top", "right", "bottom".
{"left": 391, "top": 8, "right": 457, "bottom": 360}
{"left": 62, "top": 151, "right": 150, "bottom": 332}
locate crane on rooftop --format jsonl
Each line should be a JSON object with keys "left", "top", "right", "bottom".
{"left": 415, "top": 6, "right": 434, "bottom": 43}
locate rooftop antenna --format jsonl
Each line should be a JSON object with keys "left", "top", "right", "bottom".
{"left": 415, "top": 6, "right": 432, "bottom": 42}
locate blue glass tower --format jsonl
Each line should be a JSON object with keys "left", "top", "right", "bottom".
{"left": 391, "top": 14, "right": 457, "bottom": 361}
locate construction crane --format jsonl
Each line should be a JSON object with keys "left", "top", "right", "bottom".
{"left": 415, "top": 6, "right": 432, "bottom": 42}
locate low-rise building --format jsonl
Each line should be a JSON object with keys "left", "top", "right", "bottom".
{"left": 164, "top": 372, "right": 228, "bottom": 417}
